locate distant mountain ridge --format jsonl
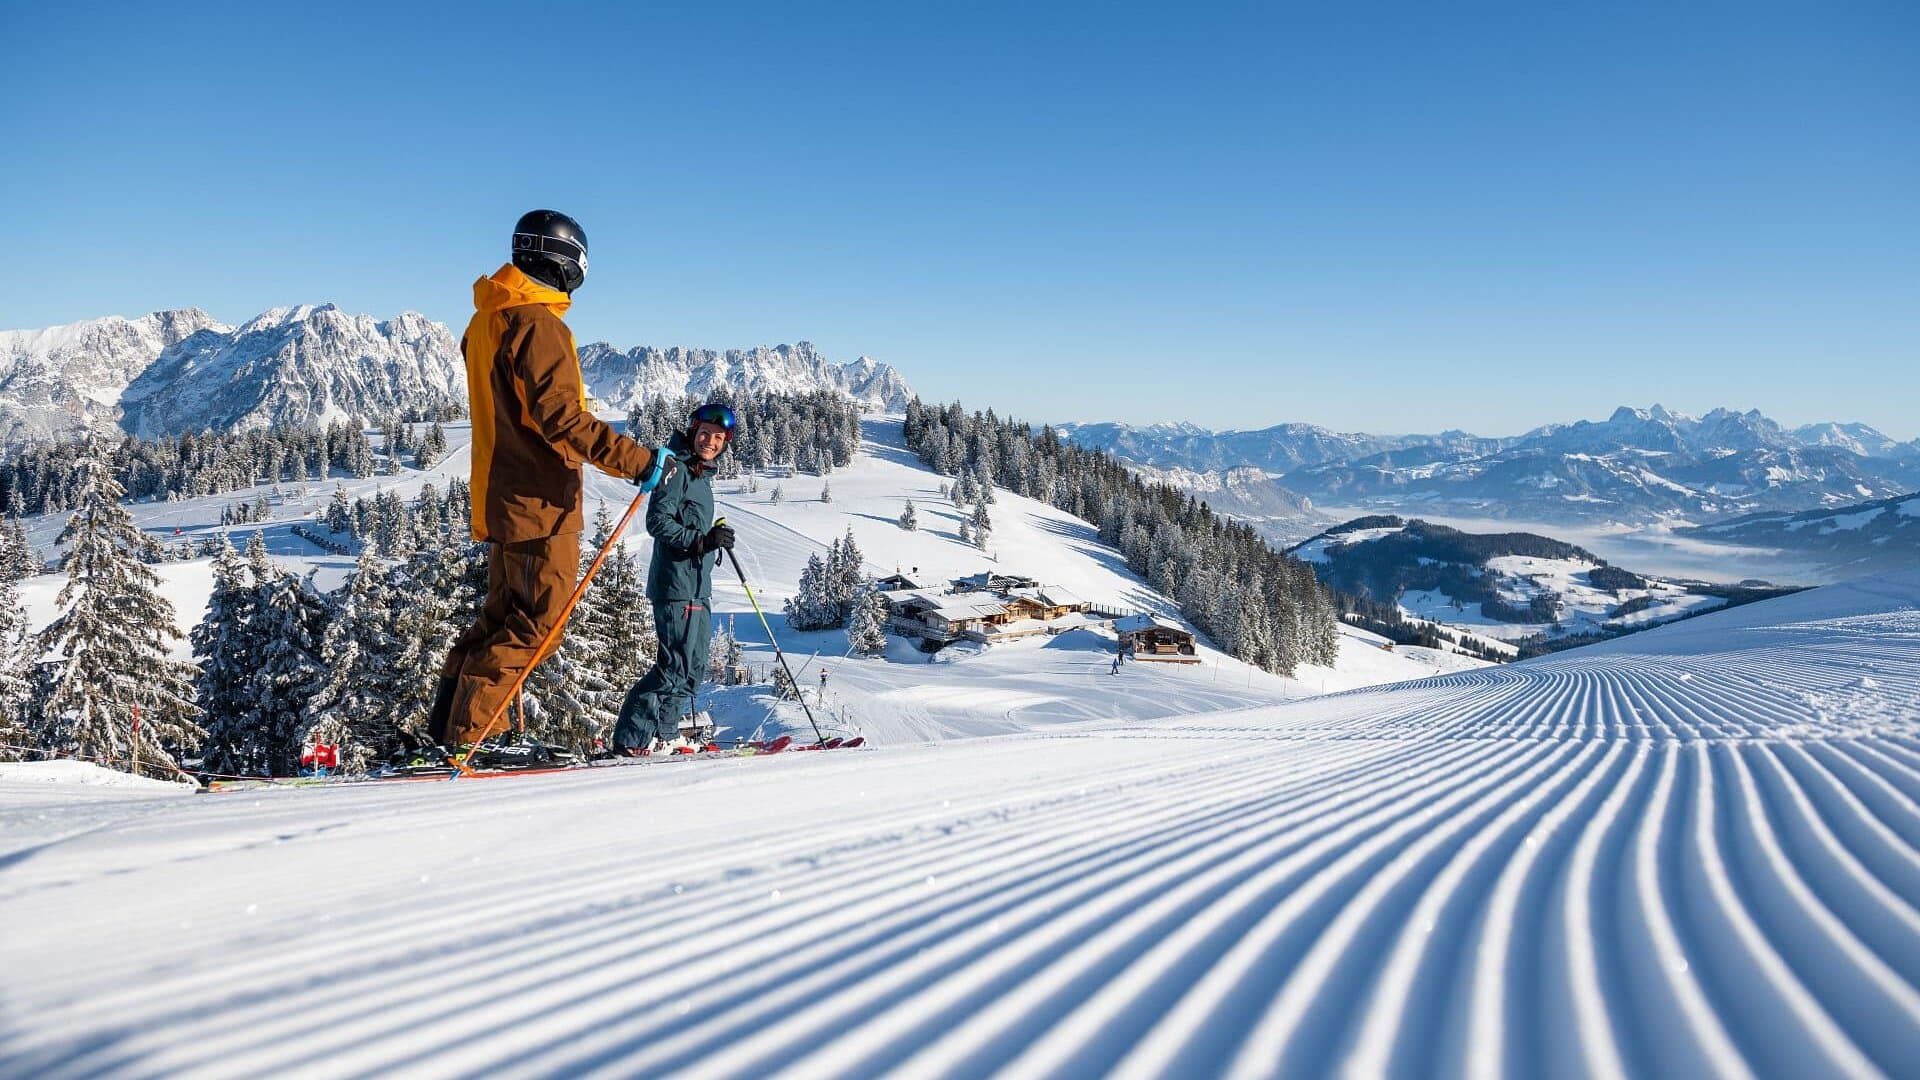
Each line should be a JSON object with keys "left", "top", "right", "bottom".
{"left": 0, "top": 309, "right": 226, "bottom": 442}
{"left": 1062, "top": 405, "right": 1920, "bottom": 524}
{"left": 577, "top": 341, "right": 912, "bottom": 413}
{"left": 0, "top": 308, "right": 912, "bottom": 442}
{"left": 1679, "top": 491, "right": 1920, "bottom": 578}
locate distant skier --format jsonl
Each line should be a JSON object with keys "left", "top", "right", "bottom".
{"left": 612, "top": 403, "right": 738, "bottom": 755}
{"left": 428, "top": 210, "right": 674, "bottom": 752}
{"left": 1111, "top": 652, "right": 1123, "bottom": 675}
{"left": 820, "top": 668, "right": 829, "bottom": 699}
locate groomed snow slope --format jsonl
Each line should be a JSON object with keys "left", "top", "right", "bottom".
{"left": 3, "top": 571, "right": 1916, "bottom": 1077}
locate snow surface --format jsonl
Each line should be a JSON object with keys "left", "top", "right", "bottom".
{"left": 3, "top": 571, "right": 1916, "bottom": 1076}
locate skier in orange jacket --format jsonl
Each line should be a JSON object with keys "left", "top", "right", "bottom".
{"left": 428, "top": 210, "right": 673, "bottom": 751}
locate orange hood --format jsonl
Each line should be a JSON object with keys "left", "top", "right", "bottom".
{"left": 473, "top": 263, "right": 571, "bottom": 317}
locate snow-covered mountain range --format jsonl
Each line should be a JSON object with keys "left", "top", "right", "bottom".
{"left": 1, "top": 309, "right": 913, "bottom": 443}
{"left": 578, "top": 341, "right": 913, "bottom": 414}
{"left": 0, "top": 309, "right": 226, "bottom": 443}
{"left": 118, "top": 305, "right": 465, "bottom": 438}
{"left": 1130, "top": 462, "right": 1321, "bottom": 543}
{"left": 1063, "top": 405, "right": 1920, "bottom": 525}
{"left": 0, "top": 306, "right": 463, "bottom": 442}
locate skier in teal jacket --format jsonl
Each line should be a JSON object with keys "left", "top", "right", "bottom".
{"left": 613, "top": 403, "right": 737, "bottom": 754}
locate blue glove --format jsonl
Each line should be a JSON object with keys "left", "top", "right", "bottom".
{"left": 633, "top": 446, "right": 678, "bottom": 492}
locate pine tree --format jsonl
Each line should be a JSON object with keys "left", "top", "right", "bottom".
{"left": 708, "top": 617, "right": 745, "bottom": 684}
{"left": 958, "top": 520, "right": 973, "bottom": 546}
{"left": 1, "top": 518, "right": 37, "bottom": 581}
{"left": 300, "top": 546, "right": 404, "bottom": 773}
{"left": 33, "top": 447, "right": 202, "bottom": 776}
{"left": 769, "top": 483, "right": 785, "bottom": 505}
{"left": 974, "top": 459, "right": 996, "bottom": 504}
{"left": 899, "top": 499, "right": 918, "bottom": 531}
{"left": 325, "top": 485, "right": 353, "bottom": 534}
{"left": 244, "top": 536, "right": 331, "bottom": 774}
{"left": 970, "top": 500, "right": 993, "bottom": 548}
{"left": 192, "top": 539, "right": 260, "bottom": 773}
{"left": 820, "top": 480, "right": 832, "bottom": 503}
{"left": 783, "top": 554, "right": 841, "bottom": 631}
{"left": 847, "top": 582, "right": 889, "bottom": 655}
{"left": 827, "top": 527, "right": 866, "bottom": 619}
{"left": 0, "top": 562, "right": 31, "bottom": 760}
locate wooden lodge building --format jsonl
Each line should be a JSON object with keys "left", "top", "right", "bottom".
{"left": 1113, "top": 613, "right": 1200, "bottom": 663}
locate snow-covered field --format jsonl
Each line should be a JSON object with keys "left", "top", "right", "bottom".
{"left": 1395, "top": 554, "right": 1728, "bottom": 644}
{"left": 4, "top": 566, "right": 1916, "bottom": 1076}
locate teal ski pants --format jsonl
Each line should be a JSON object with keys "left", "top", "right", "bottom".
{"left": 614, "top": 600, "right": 711, "bottom": 750}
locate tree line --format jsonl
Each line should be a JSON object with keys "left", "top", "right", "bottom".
{"left": 0, "top": 408, "right": 460, "bottom": 518}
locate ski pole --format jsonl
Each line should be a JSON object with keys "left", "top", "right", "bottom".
{"left": 455, "top": 485, "right": 649, "bottom": 774}
{"left": 723, "top": 542, "right": 827, "bottom": 745}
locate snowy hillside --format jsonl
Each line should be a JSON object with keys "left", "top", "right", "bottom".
{"left": 1680, "top": 491, "right": 1920, "bottom": 579}
{"left": 17, "top": 416, "right": 1468, "bottom": 745}
{"left": 2, "top": 566, "right": 1914, "bottom": 1075}
{"left": 1289, "top": 516, "right": 1786, "bottom": 658}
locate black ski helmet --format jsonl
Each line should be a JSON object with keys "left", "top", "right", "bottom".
{"left": 511, "top": 209, "right": 589, "bottom": 293}
{"left": 688, "top": 402, "right": 738, "bottom": 449}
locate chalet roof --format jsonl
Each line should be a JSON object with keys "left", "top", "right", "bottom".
{"left": 883, "top": 589, "right": 946, "bottom": 611}
{"left": 1114, "top": 613, "right": 1189, "bottom": 636}
{"left": 875, "top": 572, "right": 926, "bottom": 590}
{"left": 1008, "top": 585, "right": 1087, "bottom": 608}
{"left": 928, "top": 598, "right": 1008, "bottom": 621}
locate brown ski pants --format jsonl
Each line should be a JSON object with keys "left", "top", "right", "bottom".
{"left": 440, "top": 533, "right": 580, "bottom": 746}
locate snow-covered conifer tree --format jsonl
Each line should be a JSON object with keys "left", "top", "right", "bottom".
{"left": 770, "top": 483, "right": 785, "bottom": 505}
{"left": 1, "top": 518, "right": 38, "bottom": 581}
{"left": 708, "top": 618, "right": 745, "bottom": 684}
{"left": 784, "top": 554, "right": 841, "bottom": 631}
{"left": 899, "top": 499, "right": 918, "bottom": 531}
{"left": 847, "top": 583, "right": 889, "bottom": 655}
{"left": 0, "top": 562, "right": 31, "bottom": 759}
{"left": 243, "top": 537, "right": 331, "bottom": 774}
{"left": 300, "top": 546, "right": 404, "bottom": 773}
{"left": 325, "top": 485, "right": 353, "bottom": 534}
{"left": 34, "top": 447, "right": 201, "bottom": 776}
{"left": 970, "top": 501, "right": 993, "bottom": 548}
{"left": 820, "top": 481, "right": 832, "bottom": 504}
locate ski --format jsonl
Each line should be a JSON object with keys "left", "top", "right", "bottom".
{"left": 196, "top": 733, "right": 868, "bottom": 793}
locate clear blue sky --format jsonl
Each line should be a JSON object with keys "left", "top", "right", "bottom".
{"left": 3, "top": 3, "right": 1915, "bottom": 438}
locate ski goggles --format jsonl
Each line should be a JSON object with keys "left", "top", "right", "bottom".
{"left": 512, "top": 231, "right": 589, "bottom": 276}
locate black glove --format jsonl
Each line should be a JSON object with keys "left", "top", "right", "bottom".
{"left": 701, "top": 522, "right": 736, "bottom": 554}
